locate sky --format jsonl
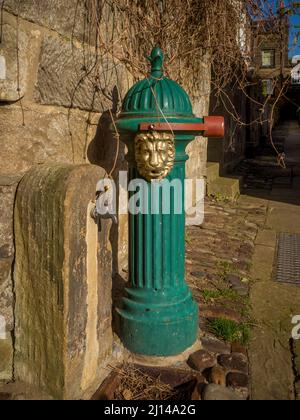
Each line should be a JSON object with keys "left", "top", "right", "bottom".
{"left": 274, "top": 0, "right": 300, "bottom": 57}
{"left": 290, "top": 12, "right": 300, "bottom": 57}
{"left": 258, "top": 1, "right": 300, "bottom": 58}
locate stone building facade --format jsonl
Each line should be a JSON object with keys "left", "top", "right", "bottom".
{"left": 0, "top": 1, "right": 211, "bottom": 385}
{"left": 246, "top": 15, "right": 291, "bottom": 151}
{"left": 252, "top": 16, "right": 290, "bottom": 81}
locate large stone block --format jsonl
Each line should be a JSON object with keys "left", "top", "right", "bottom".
{"left": 0, "top": 12, "right": 41, "bottom": 101}
{"left": 4, "top": 0, "right": 87, "bottom": 42}
{"left": 34, "top": 34, "right": 133, "bottom": 112}
{"left": 14, "top": 164, "right": 113, "bottom": 400}
{"left": 0, "top": 104, "right": 99, "bottom": 175}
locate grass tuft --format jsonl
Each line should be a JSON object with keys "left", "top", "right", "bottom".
{"left": 208, "top": 318, "right": 251, "bottom": 346}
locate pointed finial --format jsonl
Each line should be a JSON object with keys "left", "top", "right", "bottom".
{"left": 146, "top": 46, "right": 164, "bottom": 78}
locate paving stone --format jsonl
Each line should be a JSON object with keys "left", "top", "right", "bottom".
{"left": 218, "top": 353, "right": 248, "bottom": 374}
{"left": 202, "top": 305, "right": 243, "bottom": 323}
{"left": 208, "top": 366, "right": 226, "bottom": 386}
{"left": 201, "top": 336, "right": 231, "bottom": 355}
{"left": 188, "top": 350, "right": 217, "bottom": 372}
{"left": 226, "top": 372, "right": 249, "bottom": 388}
{"left": 202, "top": 384, "right": 243, "bottom": 401}
{"left": 231, "top": 342, "right": 248, "bottom": 357}
{"left": 226, "top": 272, "right": 249, "bottom": 296}
{"left": 226, "top": 274, "right": 242, "bottom": 288}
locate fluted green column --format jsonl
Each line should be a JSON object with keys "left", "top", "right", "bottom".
{"left": 117, "top": 136, "right": 198, "bottom": 356}
{"left": 115, "top": 47, "right": 203, "bottom": 357}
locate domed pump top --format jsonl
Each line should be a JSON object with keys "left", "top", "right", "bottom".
{"left": 147, "top": 46, "right": 164, "bottom": 79}
{"left": 117, "top": 46, "right": 225, "bottom": 139}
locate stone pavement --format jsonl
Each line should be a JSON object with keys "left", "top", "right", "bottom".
{"left": 92, "top": 194, "right": 268, "bottom": 401}
{"left": 246, "top": 121, "right": 300, "bottom": 400}
{"left": 184, "top": 195, "right": 267, "bottom": 400}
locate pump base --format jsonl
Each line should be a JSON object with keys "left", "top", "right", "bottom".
{"left": 117, "top": 288, "right": 199, "bottom": 357}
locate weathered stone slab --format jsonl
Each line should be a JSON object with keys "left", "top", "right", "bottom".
{"left": 14, "top": 164, "right": 113, "bottom": 400}
{"left": 34, "top": 34, "right": 132, "bottom": 112}
{"left": 4, "top": 0, "right": 87, "bottom": 41}
{"left": 0, "top": 104, "right": 98, "bottom": 175}
{"left": 0, "top": 13, "right": 41, "bottom": 101}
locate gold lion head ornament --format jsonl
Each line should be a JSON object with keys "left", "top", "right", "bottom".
{"left": 135, "top": 131, "right": 175, "bottom": 181}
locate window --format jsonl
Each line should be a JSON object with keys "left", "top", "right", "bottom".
{"left": 261, "top": 50, "right": 275, "bottom": 68}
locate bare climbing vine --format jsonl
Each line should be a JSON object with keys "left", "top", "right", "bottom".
{"left": 73, "top": 0, "right": 297, "bottom": 167}
{"left": 1, "top": 1, "right": 298, "bottom": 165}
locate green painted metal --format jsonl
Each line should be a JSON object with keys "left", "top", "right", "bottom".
{"left": 116, "top": 47, "right": 205, "bottom": 357}
{"left": 121, "top": 47, "right": 194, "bottom": 119}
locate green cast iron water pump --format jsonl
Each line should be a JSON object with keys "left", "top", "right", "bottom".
{"left": 115, "top": 47, "right": 224, "bottom": 357}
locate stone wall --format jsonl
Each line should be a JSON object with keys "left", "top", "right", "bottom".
{"left": 0, "top": 1, "right": 211, "bottom": 384}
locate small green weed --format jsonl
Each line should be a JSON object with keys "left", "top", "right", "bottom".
{"left": 208, "top": 318, "right": 251, "bottom": 346}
